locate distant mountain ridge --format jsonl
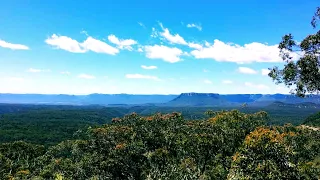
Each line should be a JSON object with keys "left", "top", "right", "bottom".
{"left": 1, "top": 93, "right": 320, "bottom": 107}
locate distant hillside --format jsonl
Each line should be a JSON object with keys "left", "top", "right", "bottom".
{"left": 166, "top": 93, "right": 234, "bottom": 107}
{"left": 0, "top": 94, "right": 178, "bottom": 105}
{"left": 303, "top": 112, "right": 320, "bottom": 127}
{"left": 1, "top": 93, "right": 320, "bottom": 107}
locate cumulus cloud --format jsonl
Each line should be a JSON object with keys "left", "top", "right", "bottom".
{"left": 141, "top": 65, "right": 157, "bottom": 70}
{"left": 261, "top": 68, "right": 270, "bottom": 76}
{"left": 125, "top": 74, "right": 161, "bottom": 81}
{"left": 186, "top": 23, "right": 202, "bottom": 31}
{"left": 238, "top": 67, "right": 257, "bottom": 74}
{"left": 222, "top": 80, "right": 233, "bottom": 84}
{"left": 245, "top": 82, "right": 269, "bottom": 89}
{"left": 107, "top": 34, "right": 137, "bottom": 51}
{"left": 144, "top": 45, "right": 183, "bottom": 63}
{"left": 27, "top": 68, "right": 51, "bottom": 73}
{"left": 159, "top": 23, "right": 187, "bottom": 45}
{"left": 45, "top": 34, "right": 119, "bottom": 55}
{"left": 204, "top": 79, "right": 212, "bottom": 84}
{"left": 78, "top": 74, "right": 95, "bottom": 79}
{"left": 190, "top": 39, "right": 299, "bottom": 63}
{"left": 0, "top": 40, "right": 29, "bottom": 50}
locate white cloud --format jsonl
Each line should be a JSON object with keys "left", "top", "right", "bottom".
{"left": 60, "top": 71, "right": 71, "bottom": 75}
{"left": 238, "top": 67, "right": 257, "bottom": 74}
{"left": 125, "top": 74, "right": 161, "bottom": 81}
{"left": 0, "top": 40, "right": 29, "bottom": 50}
{"left": 203, "top": 69, "right": 209, "bottom": 73}
{"left": 45, "top": 34, "right": 119, "bottom": 55}
{"left": 137, "top": 48, "right": 143, "bottom": 52}
{"left": 204, "top": 79, "right": 212, "bottom": 84}
{"left": 107, "top": 34, "right": 137, "bottom": 51}
{"left": 27, "top": 68, "right": 51, "bottom": 73}
{"left": 261, "top": 68, "right": 270, "bottom": 76}
{"left": 82, "top": 36, "right": 119, "bottom": 54}
{"left": 188, "top": 42, "right": 203, "bottom": 49}
{"left": 244, "top": 82, "right": 269, "bottom": 89}
{"left": 159, "top": 23, "right": 187, "bottom": 45}
{"left": 141, "top": 65, "right": 157, "bottom": 70}
{"left": 45, "top": 34, "right": 86, "bottom": 53}
{"left": 191, "top": 39, "right": 299, "bottom": 63}
{"left": 78, "top": 74, "right": 95, "bottom": 79}
{"left": 186, "top": 23, "right": 202, "bottom": 31}
{"left": 222, "top": 80, "right": 233, "bottom": 84}
{"left": 144, "top": 45, "right": 183, "bottom": 63}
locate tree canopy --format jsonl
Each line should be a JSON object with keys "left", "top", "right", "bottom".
{"left": 269, "top": 7, "right": 320, "bottom": 97}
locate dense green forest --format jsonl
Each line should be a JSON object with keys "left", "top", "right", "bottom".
{"left": 0, "top": 104, "right": 319, "bottom": 147}
{"left": 0, "top": 110, "right": 319, "bottom": 179}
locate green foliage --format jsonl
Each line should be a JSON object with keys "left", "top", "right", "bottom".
{"left": 0, "top": 108, "right": 127, "bottom": 146}
{"left": 0, "top": 104, "right": 318, "bottom": 147}
{"left": 269, "top": 7, "right": 320, "bottom": 97}
{"left": 228, "top": 125, "right": 320, "bottom": 179}
{"left": 0, "top": 141, "right": 45, "bottom": 179}
{"left": 0, "top": 110, "right": 268, "bottom": 179}
{"left": 0, "top": 110, "right": 319, "bottom": 179}
{"left": 304, "top": 111, "right": 320, "bottom": 126}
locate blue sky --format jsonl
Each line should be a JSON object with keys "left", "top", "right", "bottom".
{"left": 0, "top": 0, "right": 318, "bottom": 95}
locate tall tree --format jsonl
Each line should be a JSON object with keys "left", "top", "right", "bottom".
{"left": 269, "top": 7, "right": 320, "bottom": 97}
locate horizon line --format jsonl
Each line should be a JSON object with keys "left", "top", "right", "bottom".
{"left": 0, "top": 92, "right": 296, "bottom": 96}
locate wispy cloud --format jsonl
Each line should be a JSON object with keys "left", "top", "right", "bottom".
{"left": 78, "top": 73, "right": 95, "bottom": 79}
{"left": 138, "top": 22, "right": 146, "bottom": 28}
{"left": 27, "top": 68, "right": 51, "bottom": 73}
{"left": 222, "top": 80, "right": 233, "bottom": 84}
{"left": 45, "top": 34, "right": 119, "bottom": 55}
{"left": 186, "top": 23, "right": 202, "bottom": 31}
{"left": 107, "top": 34, "right": 137, "bottom": 51}
{"left": 141, "top": 65, "right": 157, "bottom": 70}
{"left": 125, "top": 74, "right": 161, "bottom": 81}
{"left": 238, "top": 67, "right": 257, "bottom": 74}
{"left": 191, "top": 40, "right": 299, "bottom": 63}
{"left": 261, "top": 69, "right": 270, "bottom": 76}
{"left": 159, "top": 23, "right": 187, "bottom": 45}
{"left": 151, "top": 27, "right": 159, "bottom": 38}
{"left": 0, "top": 40, "right": 29, "bottom": 50}
{"left": 144, "top": 45, "right": 183, "bottom": 63}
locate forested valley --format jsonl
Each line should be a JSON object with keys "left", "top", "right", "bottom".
{"left": 0, "top": 104, "right": 319, "bottom": 179}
